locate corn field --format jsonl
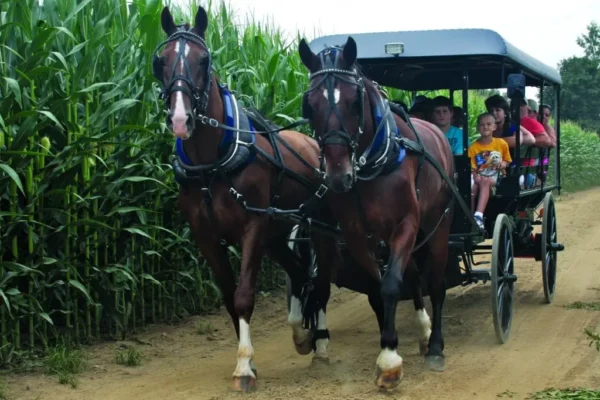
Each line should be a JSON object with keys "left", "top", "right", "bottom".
{"left": 0, "top": 0, "right": 596, "bottom": 366}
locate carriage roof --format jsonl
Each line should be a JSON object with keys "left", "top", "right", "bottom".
{"left": 307, "top": 28, "right": 562, "bottom": 91}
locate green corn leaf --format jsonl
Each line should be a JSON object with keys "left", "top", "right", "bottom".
{"left": 0, "top": 163, "right": 25, "bottom": 195}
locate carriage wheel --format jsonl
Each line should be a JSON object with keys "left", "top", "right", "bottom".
{"left": 491, "top": 214, "right": 517, "bottom": 344}
{"left": 541, "top": 192, "right": 558, "bottom": 304}
{"left": 286, "top": 225, "right": 317, "bottom": 313}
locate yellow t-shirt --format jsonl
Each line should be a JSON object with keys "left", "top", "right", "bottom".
{"left": 468, "top": 138, "right": 512, "bottom": 179}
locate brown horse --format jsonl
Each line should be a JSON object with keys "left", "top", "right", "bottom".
{"left": 298, "top": 36, "right": 456, "bottom": 389}
{"left": 153, "top": 6, "right": 341, "bottom": 391}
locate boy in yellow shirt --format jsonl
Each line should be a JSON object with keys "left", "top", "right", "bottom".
{"left": 468, "top": 113, "right": 512, "bottom": 229}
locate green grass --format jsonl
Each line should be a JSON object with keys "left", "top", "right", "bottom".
{"left": 43, "top": 341, "right": 85, "bottom": 387}
{"left": 528, "top": 388, "right": 600, "bottom": 399}
{"left": 115, "top": 347, "right": 142, "bottom": 367}
{"left": 564, "top": 301, "right": 600, "bottom": 311}
{"left": 0, "top": 379, "right": 7, "bottom": 400}
{"left": 196, "top": 321, "right": 215, "bottom": 335}
{"left": 585, "top": 328, "right": 600, "bottom": 352}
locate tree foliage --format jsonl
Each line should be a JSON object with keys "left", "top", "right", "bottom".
{"left": 558, "top": 21, "right": 600, "bottom": 133}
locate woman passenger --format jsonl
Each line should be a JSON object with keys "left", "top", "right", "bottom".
{"left": 484, "top": 95, "right": 535, "bottom": 147}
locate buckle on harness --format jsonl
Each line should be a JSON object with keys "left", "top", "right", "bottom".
{"left": 315, "top": 184, "right": 328, "bottom": 198}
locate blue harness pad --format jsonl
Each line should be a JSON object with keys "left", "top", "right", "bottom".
{"left": 175, "top": 84, "right": 256, "bottom": 172}
{"left": 357, "top": 92, "right": 406, "bottom": 178}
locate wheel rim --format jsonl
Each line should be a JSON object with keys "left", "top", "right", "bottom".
{"left": 497, "top": 223, "right": 514, "bottom": 335}
{"left": 542, "top": 197, "right": 557, "bottom": 301}
{"left": 492, "top": 214, "right": 515, "bottom": 344}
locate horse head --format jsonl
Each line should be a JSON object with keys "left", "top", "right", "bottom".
{"left": 152, "top": 6, "right": 211, "bottom": 140}
{"left": 299, "top": 36, "right": 373, "bottom": 193}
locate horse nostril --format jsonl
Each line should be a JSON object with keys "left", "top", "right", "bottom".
{"left": 186, "top": 113, "right": 194, "bottom": 131}
{"left": 343, "top": 173, "right": 353, "bottom": 187}
{"left": 166, "top": 112, "right": 173, "bottom": 129}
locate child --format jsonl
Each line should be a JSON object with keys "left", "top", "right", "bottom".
{"left": 468, "top": 113, "right": 512, "bottom": 229}
{"left": 431, "top": 96, "right": 468, "bottom": 155}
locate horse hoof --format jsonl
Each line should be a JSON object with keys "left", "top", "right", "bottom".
{"left": 232, "top": 375, "right": 257, "bottom": 392}
{"left": 311, "top": 354, "right": 330, "bottom": 365}
{"left": 424, "top": 354, "right": 445, "bottom": 372}
{"left": 293, "top": 330, "right": 314, "bottom": 355}
{"left": 419, "top": 341, "right": 429, "bottom": 356}
{"left": 375, "top": 365, "right": 403, "bottom": 390}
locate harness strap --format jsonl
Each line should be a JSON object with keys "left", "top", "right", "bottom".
{"left": 399, "top": 137, "right": 479, "bottom": 230}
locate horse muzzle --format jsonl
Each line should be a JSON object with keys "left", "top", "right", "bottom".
{"left": 167, "top": 110, "right": 194, "bottom": 139}
{"left": 324, "top": 172, "right": 354, "bottom": 193}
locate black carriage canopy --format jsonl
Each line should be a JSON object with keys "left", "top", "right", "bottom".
{"left": 307, "top": 28, "right": 562, "bottom": 91}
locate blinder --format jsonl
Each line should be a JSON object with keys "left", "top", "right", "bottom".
{"left": 302, "top": 46, "right": 366, "bottom": 176}
{"left": 152, "top": 26, "right": 214, "bottom": 124}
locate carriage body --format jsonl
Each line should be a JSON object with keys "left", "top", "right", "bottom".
{"left": 294, "top": 28, "right": 565, "bottom": 342}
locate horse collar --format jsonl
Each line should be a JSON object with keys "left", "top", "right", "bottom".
{"left": 172, "top": 85, "right": 257, "bottom": 183}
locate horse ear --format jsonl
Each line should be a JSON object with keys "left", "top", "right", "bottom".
{"left": 299, "top": 38, "right": 319, "bottom": 73}
{"left": 342, "top": 36, "right": 357, "bottom": 69}
{"left": 161, "top": 6, "right": 177, "bottom": 36}
{"left": 195, "top": 6, "right": 208, "bottom": 37}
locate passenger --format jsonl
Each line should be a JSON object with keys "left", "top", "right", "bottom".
{"left": 540, "top": 103, "right": 557, "bottom": 147}
{"left": 468, "top": 113, "right": 512, "bottom": 229}
{"left": 431, "top": 96, "right": 469, "bottom": 155}
{"left": 517, "top": 98, "right": 553, "bottom": 148}
{"left": 409, "top": 95, "right": 432, "bottom": 121}
{"left": 527, "top": 99, "right": 539, "bottom": 119}
{"left": 452, "top": 106, "right": 464, "bottom": 128}
{"left": 484, "top": 94, "right": 535, "bottom": 148}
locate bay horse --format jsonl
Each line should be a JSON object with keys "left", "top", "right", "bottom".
{"left": 153, "top": 6, "right": 341, "bottom": 391}
{"left": 298, "top": 36, "right": 456, "bottom": 389}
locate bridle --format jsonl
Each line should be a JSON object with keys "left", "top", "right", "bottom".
{"left": 302, "top": 46, "right": 366, "bottom": 181}
{"left": 152, "top": 26, "right": 214, "bottom": 132}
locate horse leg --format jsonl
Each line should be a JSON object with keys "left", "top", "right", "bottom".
{"left": 231, "top": 217, "right": 268, "bottom": 392}
{"left": 423, "top": 219, "right": 451, "bottom": 372}
{"left": 406, "top": 263, "right": 431, "bottom": 356}
{"left": 375, "top": 217, "right": 418, "bottom": 390}
{"left": 196, "top": 240, "right": 238, "bottom": 332}
{"left": 339, "top": 233, "right": 386, "bottom": 333}
{"left": 264, "top": 235, "right": 313, "bottom": 356}
{"left": 309, "top": 232, "right": 340, "bottom": 364}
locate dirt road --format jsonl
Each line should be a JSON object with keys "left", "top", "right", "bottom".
{"left": 5, "top": 189, "right": 600, "bottom": 400}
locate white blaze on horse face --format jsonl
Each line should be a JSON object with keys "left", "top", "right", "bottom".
{"left": 171, "top": 42, "right": 191, "bottom": 139}
{"left": 323, "top": 88, "right": 340, "bottom": 104}
{"left": 233, "top": 318, "right": 256, "bottom": 378}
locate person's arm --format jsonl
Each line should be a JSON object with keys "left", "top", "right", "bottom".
{"left": 544, "top": 124, "right": 557, "bottom": 148}
{"left": 499, "top": 141, "right": 513, "bottom": 170}
{"left": 519, "top": 126, "right": 536, "bottom": 146}
{"left": 500, "top": 126, "right": 535, "bottom": 148}
{"left": 532, "top": 130, "right": 553, "bottom": 148}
